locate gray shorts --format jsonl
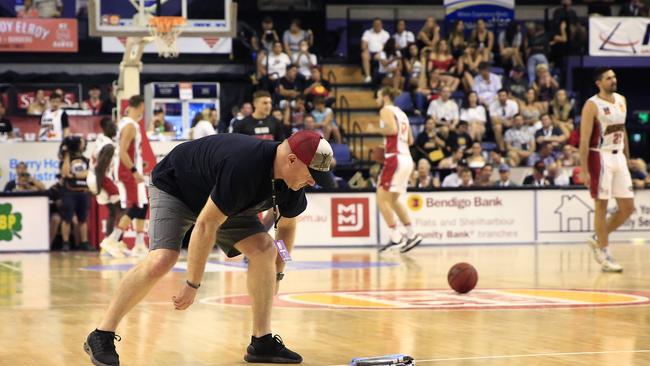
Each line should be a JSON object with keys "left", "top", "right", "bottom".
{"left": 148, "top": 184, "right": 266, "bottom": 257}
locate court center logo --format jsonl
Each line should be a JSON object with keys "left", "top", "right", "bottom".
{"left": 407, "top": 194, "right": 424, "bottom": 212}
{"left": 331, "top": 198, "right": 369, "bottom": 237}
{"left": 0, "top": 203, "right": 23, "bottom": 241}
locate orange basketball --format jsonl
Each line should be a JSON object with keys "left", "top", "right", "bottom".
{"left": 447, "top": 262, "right": 478, "bottom": 294}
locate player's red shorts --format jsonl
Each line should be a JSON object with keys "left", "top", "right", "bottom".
{"left": 117, "top": 172, "right": 147, "bottom": 208}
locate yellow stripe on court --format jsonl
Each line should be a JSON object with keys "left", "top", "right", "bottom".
{"left": 500, "top": 289, "right": 645, "bottom": 304}
{"left": 286, "top": 293, "right": 394, "bottom": 308}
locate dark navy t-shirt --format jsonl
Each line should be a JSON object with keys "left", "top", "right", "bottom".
{"left": 152, "top": 134, "right": 307, "bottom": 218}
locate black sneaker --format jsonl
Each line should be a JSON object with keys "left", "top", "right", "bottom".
{"left": 400, "top": 234, "right": 423, "bottom": 253}
{"left": 83, "top": 329, "right": 121, "bottom": 366}
{"left": 244, "top": 334, "right": 302, "bottom": 364}
{"left": 379, "top": 239, "right": 404, "bottom": 252}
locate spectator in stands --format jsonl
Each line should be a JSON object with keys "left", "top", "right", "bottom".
{"left": 292, "top": 40, "right": 318, "bottom": 79}
{"left": 428, "top": 40, "right": 460, "bottom": 91}
{"left": 417, "top": 68, "right": 445, "bottom": 101}
{"left": 446, "top": 120, "right": 472, "bottom": 154}
{"left": 277, "top": 64, "right": 306, "bottom": 109}
{"left": 417, "top": 16, "right": 440, "bottom": 49}
{"left": 3, "top": 162, "right": 45, "bottom": 192}
{"left": 18, "top": 0, "right": 39, "bottom": 18}
{"left": 533, "top": 64, "right": 559, "bottom": 110}
{"left": 0, "top": 101, "right": 13, "bottom": 139}
{"left": 404, "top": 43, "right": 423, "bottom": 89}
{"left": 36, "top": 0, "right": 62, "bottom": 17}
{"left": 457, "top": 42, "right": 483, "bottom": 91}
{"left": 302, "top": 114, "right": 322, "bottom": 137}
{"left": 630, "top": 158, "right": 650, "bottom": 188}
{"left": 547, "top": 162, "right": 570, "bottom": 186}
{"left": 232, "top": 90, "right": 283, "bottom": 141}
{"left": 283, "top": 19, "right": 313, "bottom": 58}
{"left": 503, "top": 65, "right": 528, "bottom": 103}
{"left": 99, "top": 85, "right": 116, "bottom": 115}
{"left": 258, "top": 41, "right": 292, "bottom": 92}
{"left": 549, "top": 89, "right": 574, "bottom": 137}
{"left": 427, "top": 86, "right": 459, "bottom": 138}
{"left": 415, "top": 118, "right": 446, "bottom": 167}
{"left": 82, "top": 85, "right": 103, "bottom": 115}
{"left": 472, "top": 62, "right": 502, "bottom": 105}
{"left": 254, "top": 16, "right": 280, "bottom": 55}
{"left": 190, "top": 109, "right": 216, "bottom": 139}
{"left": 552, "top": 0, "right": 587, "bottom": 55}
{"left": 470, "top": 19, "right": 494, "bottom": 62}
{"left": 523, "top": 161, "right": 551, "bottom": 186}
{"left": 59, "top": 136, "right": 91, "bottom": 251}
{"left": 448, "top": 19, "right": 467, "bottom": 59}
{"left": 467, "top": 142, "right": 487, "bottom": 168}
{"left": 303, "top": 66, "right": 333, "bottom": 107}
{"left": 505, "top": 114, "right": 535, "bottom": 166}
{"left": 520, "top": 87, "right": 544, "bottom": 128}
{"left": 439, "top": 148, "right": 465, "bottom": 169}
{"left": 151, "top": 108, "right": 174, "bottom": 133}
{"left": 489, "top": 89, "right": 519, "bottom": 151}
{"left": 414, "top": 159, "right": 437, "bottom": 188}
{"left": 474, "top": 164, "right": 493, "bottom": 187}
{"left": 620, "top": 0, "right": 649, "bottom": 16}
{"left": 286, "top": 96, "right": 307, "bottom": 133}
{"left": 535, "top": 113, "right": 566, "bottom": 151}
{"left": 394, "top": 19, "right": 415, "bottom": 55}
{"left": 441, "top": 164, "right": 463, "bottom": 187}
{"left": 361, "top": 18, "right": 391, "bottom": 83}
{"left": 494, "top": 164, "right": 517, "bottom": 187}
{"left": 498, "top": 21, "right": 524, "bottom": 68}
{"left": 28, "top": 89, "right": 47, "bottom": 116}
{"left": 312, "top": 96, "right": 342, "bottom": 143}
{"left": 525, "top": 22, "right": 550, "bottom": 87}
{"left": 559, "top": 143, "right": 579, "bottom": 167}
{"left": 459, "top": 167, "right": 474, "bottom": 187}
{"left": 223, "top": 102, "right": 252, "bottom": 133}
{"left": 460, "top": 91, "right": 488, "bottom": 141}
{"left": 375, "top": 38, "right": 404, "bottom": 89}
{"left": 39, "top": 93, "right": 69, "bottom": 140}
{"left": 549, "top": 20, "right": 568, "bottom": 66}
{"left": 528, "top": 141, "right": 556, "bottom": 167}
{"left": 571, "top": 166, "right": 584, "bottom": 185}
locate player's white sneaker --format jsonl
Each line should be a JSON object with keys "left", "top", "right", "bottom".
{"left": 99, "top": 237, "right": 126, "bottom": 258}
{"left": 601, "top": 247, "right": 623, "bottom": 273}
{"left": 400, "top": 234, "right": 423, "bottom": 253}
{"left": 587, "top": 234, "right": 607, "bottom": 264}
{"left": 379, "top": 238, "right": 404, "bottom": 252}
{"left": 130, "top": 243, "right": 149, "bottom": 258}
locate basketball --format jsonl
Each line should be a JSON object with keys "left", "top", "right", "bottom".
{"left": 447, "top": 262, "right": 478, "bottom": 294}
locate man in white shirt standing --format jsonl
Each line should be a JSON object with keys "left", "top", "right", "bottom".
{"left": 489, "top": 89, "right": 519, "bottom": 151}
{"left": 426, "top": 86, "right": 459, "bottom": 138}
{"left": 393, "top": 19, "right": 415, "bottom": 54}
{"left": 39, "top": 93, "right": 69, "bottom": 140}
{"left": 258, "top": 41, "right": 292, "bottom": 92}
{"left": 472, "top": 62, "right": 502, "bottom": 105}
{"left": 361, "top": 18, "right": 390, "bottom": 83}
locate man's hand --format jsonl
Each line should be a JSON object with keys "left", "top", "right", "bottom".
{"left": 581, "top": 169, "right": 591, "bottom": 188}
{"left": 132, "top": 171, "right": 144, "bottom": 183}
{"left": 172, "top": 283, "right": 198, "bottom": 310}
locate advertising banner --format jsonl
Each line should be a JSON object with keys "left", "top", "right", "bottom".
{"left": 444, "top": 0, "right": 514, "bottom": 30}
{"left": 0, "top": 195, "right": 49, "bottom": 252}
{"left": 102, "top": 36, "right": 232, "bottom": 54}
{"left": 536, "top": 190, "right": 650, "bottom": 242}
{"left": 379, "top": 191, "right": 536, "bottom": 245}
{"left": 0, "top": 18, "right": 78, "bottom": 52}
{"left": 589, "top": 17, "right": 650, "bottom": 56}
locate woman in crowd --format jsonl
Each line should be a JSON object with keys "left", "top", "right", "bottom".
{"left": 282, "top": 19, "right": 312, "bottom": 58}
{"left": 460, "top": 91, "right": 488, "bottom": 141}
{"left": 470, "top": 19, "right": 494, "bottom": 62}
{"left": 415, "top": 117, "right": 446, "bottom": 167}
{"left": 413, "top": 159, "right": 438, "bottom": 188}
{"left": 428, "top": 40, "right": 460, "bottom": 91}
{"left": 498, "top": 21, "right": 523, "bottom": 68}
{"left": 417, "top": 16, "right": 440, "bottom": 49}
{"left": 549, "top": 89, "right": 575, "bottom": 137}
{"left": 457, "top": 42, "right": 483, "bottom": 91}
{"left": 375, "top": 38, "right": 404, "bottom": 89}
{"left": 520, "top": 88, "right": 545, "bottom": 129}
{"left": 403, "top": 43, "right": 423, "bottom": 90}
{"left": 448, "top": 19, "right": 467, "bottom": 59}
{"left": 467, "top": 142, "right": 487, "bottom": 168}
{"left": 190, "top": 109, "right": 216, "bottom": 139}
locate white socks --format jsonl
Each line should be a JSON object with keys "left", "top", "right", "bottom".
{"left": 109, "top": 228, "right": 123, "bottom": 242}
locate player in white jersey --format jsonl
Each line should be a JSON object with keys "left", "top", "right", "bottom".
{"left": 370, "top": 87, "right": 423, "bottom": 253}
{"left": 99, "top": 96, "right": 149, "bottom": 258}
{"left": 579, "top": 68, "right": 635, "bottom": 272}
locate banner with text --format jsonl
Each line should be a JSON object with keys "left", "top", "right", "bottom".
{"left": 0, "top": 196, "right": 49, "bottom": 252}
{"left": 0, "top": 18, "right": 78, "bottom": 52}
{"left": 379, "top": 191, "right": 536, "bottom": 245}
{"left": 589, "top": 17, "right": 650, "bottom": 56}
{"left": 444, "top": 0, "right": 514, "bottom": 31}
{"left": 102, "top": 36, "right": 232, "bottom": 54}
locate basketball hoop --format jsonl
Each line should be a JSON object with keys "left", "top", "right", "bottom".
{"left": 147, "top": 16, "right": 186, "bottom": 58}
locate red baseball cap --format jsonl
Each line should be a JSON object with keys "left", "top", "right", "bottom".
{"left": 287, "top": 130, "right": 335, "bottom": 188}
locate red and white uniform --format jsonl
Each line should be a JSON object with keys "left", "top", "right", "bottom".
{"left": 115, "top": 117, "right": 148, "bottom": 208}
{"left": 587, "top": 93, "right": 633, "bottom": 200}
{"left": 87, "top": 133, "right": 119, "bottom": 204}
{"left": 379, "top": 105, "right": 414, "bottom": 194}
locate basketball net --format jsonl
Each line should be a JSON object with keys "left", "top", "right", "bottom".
{"left": 147, "top": 16, "right": 186, "bottom": 58}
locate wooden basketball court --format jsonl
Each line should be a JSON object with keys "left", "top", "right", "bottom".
{"left": 1, "top": 242, "right": 650, "bottom": 365}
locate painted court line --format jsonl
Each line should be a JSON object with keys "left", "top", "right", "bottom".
{"left": 328, "top": 349, "right": 650, "bottom": 365}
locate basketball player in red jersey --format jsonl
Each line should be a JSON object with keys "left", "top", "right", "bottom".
{"left": 100, "top": 95, "right": 149, "bottom": 258}
{"left": 580, "top": 68, "right": 635, "bottom": 272}
{"left": 370, "top": 87, "right": 423, "bottom": 253}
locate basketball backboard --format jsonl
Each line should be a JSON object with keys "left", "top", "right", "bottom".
{"left": 88, "top": 0, "right": 237, "bottom": 37}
